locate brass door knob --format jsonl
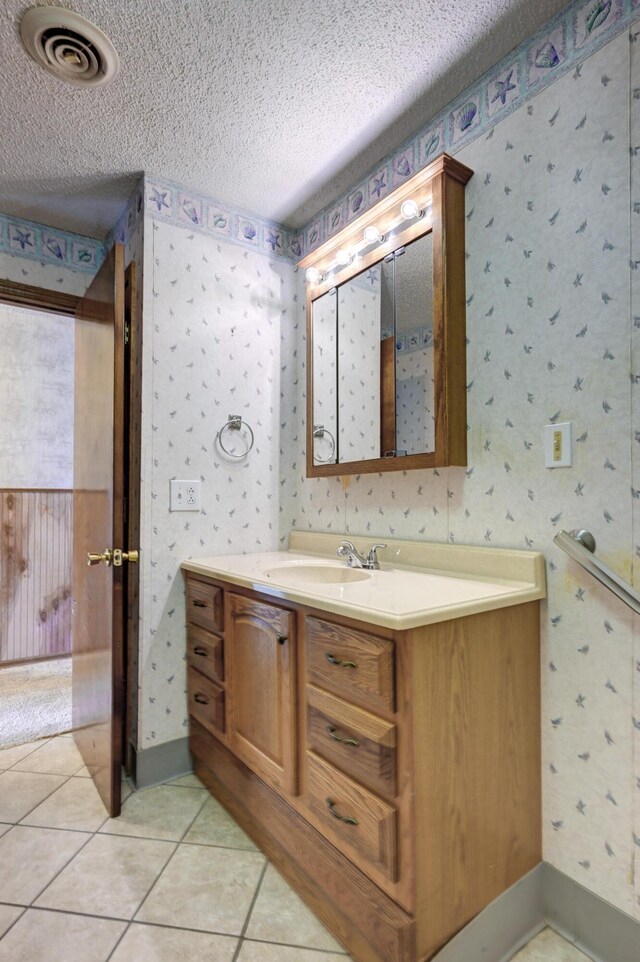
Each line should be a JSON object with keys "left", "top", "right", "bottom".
{"left": 87, "top": 549, "right": 113, "bottom": 567}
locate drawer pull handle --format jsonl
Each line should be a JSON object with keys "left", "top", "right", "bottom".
{"left": 193, "top": 646, "right": 208, "bottom": 656}
{"left": 276, "top": 634, "right": 287, "bottom": 645}
{"left": 325, "top": 652, "right": 357, "bottom": 668}
{"left": 326, "top": 797, "right": 359, "bottom": 826}
{"left": 192, "top": 599, "right": 207, "bottom": 608}
{"left": 326, "top": 725, "right": 359, "bottom": 748}
{"left": 194, "top": 693, "right": 209, "bottom": 705}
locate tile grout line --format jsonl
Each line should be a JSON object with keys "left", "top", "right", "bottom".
{"left": 0, "top": 905, "right": 28, "bottom": 944}
{"left": 126, "top": 840, "right": 181, "bottom": 924}
{"left": 22, "top": 829, "right": 97, "bottom": 910}
{"left": 104, "top": 919, "right": 132, "bottom": 961}
{"left": 8, "top": 771, "right": 75, "bottom": 827}
{"left": 0, "top": 899, "right": 351, "bottom": 957}
{"left": 231, "top": 858, "right": 269, "bottom": 962}
{"left": 121, "top": 784, "right": 212, "bottom": 929}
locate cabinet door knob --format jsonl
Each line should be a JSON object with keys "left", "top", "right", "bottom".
{"left": 277, "top": 634, "right": 287, "bottom": 645}
{"left": 193, "top": 646, "right": 208, "bottom": 656}
{"left": 326, "top": 797, "right": 359, "bottom": 825}
{"left": 326, "top": 724, "right": 359, "bottom": 747}
{"left": 194, "top": 693, "right": 208, "bottom": 705}
{"left": 325, "top": 652, "right": 357, "bottom": 668}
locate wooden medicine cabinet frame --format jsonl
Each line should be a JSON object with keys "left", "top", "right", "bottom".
{"left": 299, "top": 152, "right": 473, "bottom": 478}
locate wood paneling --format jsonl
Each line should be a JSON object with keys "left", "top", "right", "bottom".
{"left": 0, "top": 489, "right": 72, "bottom": 663}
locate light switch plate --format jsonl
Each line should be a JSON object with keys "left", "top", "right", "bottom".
{"left": 170, "top": 479, "right": 201, "bottom": 511}
{"left": 544, "top": 422, "right": 572, "bottom": 468}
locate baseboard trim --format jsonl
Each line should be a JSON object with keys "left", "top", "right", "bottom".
{"left": 542, "top": 864, "right": 639, "bottom": 962}
{"left": 430, "top": 862, "right": 639, "bottom": 962}
{"left": 132, "top": 736, "right": 192, "bottom": 788}
{"left": 430, "top": 864, "right": 545, "bottom": 962}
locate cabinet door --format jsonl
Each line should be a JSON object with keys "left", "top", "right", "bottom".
{"left": 227, "top": 593, "right": 297, "bottom": 797}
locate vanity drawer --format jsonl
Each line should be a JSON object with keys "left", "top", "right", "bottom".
{"left": 306, "top": 617, "right": 395, "bottom": 714}
{"left": 307, "top": 685, "right": 396, "bottom": 797}
{"left": 188, "top": 668, "right": 225, "bottom": 736}
{"left": 187, "top": 626, "right": 224, "bottom": 684}
{"left": 185, "top": 576, "right": 223, "bottom": 633}
{"left": 306, "top": 751, "right": 398, "bottom": 883}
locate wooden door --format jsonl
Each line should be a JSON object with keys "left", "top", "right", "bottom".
{"left": 72, "top": 244, "right": 126, "bottom": 817}
{"left": 227, "top": 594, "right": 297, "bottom": 796}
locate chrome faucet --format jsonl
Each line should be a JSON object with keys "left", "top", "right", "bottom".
{"left": 337, "top": 541, "right": 387, "bottom": 570}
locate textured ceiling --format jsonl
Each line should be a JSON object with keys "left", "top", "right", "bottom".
{"left": 1, "top": 0, "right": 571, "bottom": 238}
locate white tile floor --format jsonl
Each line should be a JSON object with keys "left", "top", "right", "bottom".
{"left": 0, "top": 735, "right": 347, "bottom": 961}
{"left": 0, "top": 735, "right": 595, "bottom": 962}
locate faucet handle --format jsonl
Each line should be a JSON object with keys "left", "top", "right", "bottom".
{"left": 337, "top": 541, "right": 356, "bottom": 558}
{"left": 366, "top": 543, "right": 387, "bottom": 568}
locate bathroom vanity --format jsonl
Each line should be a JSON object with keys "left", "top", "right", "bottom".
{"left": 181, "top": 533, "right": 545, "bottom": 962}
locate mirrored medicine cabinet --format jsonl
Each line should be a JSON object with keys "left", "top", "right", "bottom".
{"left": 299, "top": 153, "right": 473, "bottom": 478}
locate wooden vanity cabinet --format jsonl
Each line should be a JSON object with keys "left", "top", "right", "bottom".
{"left": 184, "top": 572, "right": 541, "bottom": 962}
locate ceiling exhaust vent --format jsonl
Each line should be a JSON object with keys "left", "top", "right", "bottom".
{"left": 20, "top": 6, "right": 119, "bottom": 87}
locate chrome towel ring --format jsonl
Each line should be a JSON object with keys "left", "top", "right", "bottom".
{"left": 313, "top": 424, "right": 336, "bottom": 463}
{"left": 216, "top": 414, "right": 255, "bottom": 460}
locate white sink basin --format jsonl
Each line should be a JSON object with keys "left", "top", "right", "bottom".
{"left": 265, "top": 563, "right": 371, "bottom": 586}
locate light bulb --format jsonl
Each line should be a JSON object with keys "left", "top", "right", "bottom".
{"left": 336, "top": 249, "right": 353, "bottom": 266}
{"left": 363, "top": 225, "right": 385, "bottom": 244}
{"left": 305, "top": 267, "right": 323, "bottom": 284}
{"left": 400, "top": 198, "right": 423, "bottom": 220}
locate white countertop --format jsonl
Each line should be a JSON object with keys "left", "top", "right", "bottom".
{"left": 181, "top": 533, "right": 546, "bottom": 630}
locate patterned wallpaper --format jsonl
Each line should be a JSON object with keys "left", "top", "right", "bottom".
{"left": 0, "top": 306, "right": 74, "bottom": 488}
{"left": 1, "top": 0, "right": 637, "bottom": 927}
{"left": 299, "top": 0, "right": 640, "bottom": 261}
{"left": 137, "top": 218, "right": 295, "bottom": 748}
{"left": 279, "top": 29, "right": 639, "bottom": 920}
{"left": 0, "top": 248, "right": 92, "bottom": 297}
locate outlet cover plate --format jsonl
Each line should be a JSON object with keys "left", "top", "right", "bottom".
{"left": 170, "top": 479, "right": 201, "bottom": 511}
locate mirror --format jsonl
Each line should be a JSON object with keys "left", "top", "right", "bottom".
{"left": 312, "top": 288, "right": 337, "bottom": 464}
{"left": 302, "top": 151, "right": 472, "bottom": 476}
{"left": 311, "top": 234, "right": 434, "bottom": 465}
{"left": 394, "top": 234, "right": 434, "bottom": 456}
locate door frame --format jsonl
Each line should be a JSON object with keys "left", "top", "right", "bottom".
{"left": 0, "top": 272, "right": 142, "bottom": 763}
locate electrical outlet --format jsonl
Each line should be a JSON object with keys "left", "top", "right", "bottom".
{"left": 544, "top": 422, "right": 572, "bottom": 468}
{"left": 170, "top": 479, "right": 201, "bottom": 511}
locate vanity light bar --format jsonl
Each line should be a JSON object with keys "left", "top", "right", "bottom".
{"left": 304, "top": 200, "right": 434, "bottom": 284}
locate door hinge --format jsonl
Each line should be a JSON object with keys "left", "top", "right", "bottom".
{"left": 124, "top": 321, "right": 130, "bottom": 346}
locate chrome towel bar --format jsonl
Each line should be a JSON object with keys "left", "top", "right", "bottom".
{"left": 553, "top": 529, "right": 640, "bottom": 616}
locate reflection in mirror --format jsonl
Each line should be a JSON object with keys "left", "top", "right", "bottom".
{"left": 312, "top": 288, "right": 338, "bottom": 463}
{"left": 394, "top": 233, "right": 434, "bottom": 456}
{"left": 338, "top": 264, "right": 386, "bottom": 462}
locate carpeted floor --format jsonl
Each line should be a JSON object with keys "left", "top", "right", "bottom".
{"left": 0, "top": 656, "right": 72, "bottom": 748}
